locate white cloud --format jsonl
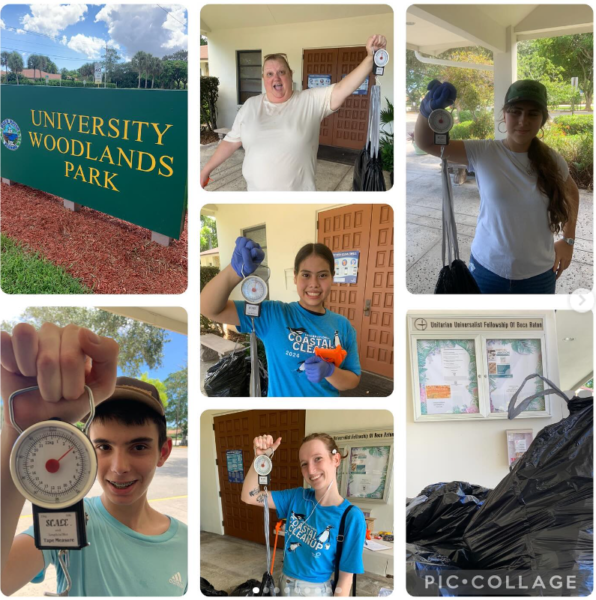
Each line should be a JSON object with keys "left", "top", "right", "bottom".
{"left": 16, "top": 29, "right": 26, "bottom": 35}
{"left": 21, "top": 4, "right": 87, "bottom": 38}
{"left": 60, "top": 35, "right": 68, "bottom": 46}
{"left": 95, "top": 4, "right": 187, "bottom": 58}
{"left": 0, "top": 18, "right": 5, "bottom": 29}
{"left": 66, "top": 34, "right": 107, "bottom": 60}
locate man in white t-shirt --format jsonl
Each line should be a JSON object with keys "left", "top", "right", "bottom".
{"left": 200, "top": 34, "right": 387, "bottom": 192}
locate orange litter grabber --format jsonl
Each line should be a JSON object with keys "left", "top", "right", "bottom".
{"left": 270, "top": 520, "right": 284, "bottom": 575}
{"left": 314, "top": 343, "right": 347, "bottom": 367}
{"left": 314, "top": 331, "right": 347, "bottom": 367}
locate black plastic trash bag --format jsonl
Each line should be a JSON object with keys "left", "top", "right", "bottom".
{"left": 353, "top": 144, "right": 369, "bottom": 191}
{"left": 205, "top": 349, "right": 268, "bottom": 397}
{"left": 406, "top": 543, "right": 460, "bottom": 596}
{"left": 435, "top": 260, "right": 480, "bottom": 294}
{"left": 200, "top": 577, "right": 228, "bottom": 596}
{"left": 407, "top": 481, "right": 491, "bottom": 567}
{"left": 362, "top": 152, "right": 386, "bottom": 191}
{"left": 463, "top": 390, "right": 593, "bottom": 594}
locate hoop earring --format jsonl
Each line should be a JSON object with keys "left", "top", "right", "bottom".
{"left": 539, "top": 128, "right": 545, "bottom": 140}
{"left": 497, "top": 122, "right": 507, "bottom": 134}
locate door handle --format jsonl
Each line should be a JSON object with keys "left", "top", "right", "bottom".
{"left": 364, "top": 299, "right": 371, "bottom": 317}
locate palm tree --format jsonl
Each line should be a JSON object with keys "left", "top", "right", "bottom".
{"left": 28, "top": 54, "right": 40, "bottom": 80}
{"left": 132, "top": 51, "right": 146, "bottom": 89}
{"left": 143, "top": 52, "right": 153, "bottom": 88}
{"left": 8, "top": 52, "right": 24, "bottom": 85}
{"left": 150, "top": 56, "right": 162, "bottom": 88}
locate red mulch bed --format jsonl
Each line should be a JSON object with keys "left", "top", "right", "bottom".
{"left": 1, "top": 182, "right": 188, "bottom": 294}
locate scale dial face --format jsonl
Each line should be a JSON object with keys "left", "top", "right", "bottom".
{"left": 10, "top": 421, "right": 97, "bottom": 510}
{"left": 428, "top": 109, "right": 453, "bottom": 134}
{"left": 374, "top": 49, "right": 390, "bottom": 68}
{"left": 241, "top": 275, "right": 268, "bottom": 304}
{"left": 253, "top": 454, "right": 273, "bottom": 476}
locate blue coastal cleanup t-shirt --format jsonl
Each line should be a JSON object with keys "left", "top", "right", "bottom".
{"left": 22, "top": 496, "right": 188, "bottom": 596}
{"left": 234, "top": 300, "right": 361, "bottom": 397}
{"left": 271, "top": 488, "right": 366, "bottom": 583}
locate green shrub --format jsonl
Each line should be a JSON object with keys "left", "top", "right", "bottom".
{"left": 457, "top": 109, "right": 473, "bottom": 123}
{"left": 200, "top": 266, "right": 220, "bottom": 331}
{"left": 544, "top": 128, "right": 593, "bottom": 190}
{"left": 201, "top": 76, "right": 220, "bottom": 130}
{"left": 553, "top": 114, "right": 593, "bottom": 136}
{"left": 469, "top": 112, "right": 494, "bottom": 139}
{"left": 450, "top": 120, "right": 474, "bottom": 140}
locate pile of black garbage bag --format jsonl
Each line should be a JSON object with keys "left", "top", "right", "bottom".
{"left": 201, "top": 574, "right": 276, "bottom": 597}
{"left": 204, "top": 348, "right": 268, "bottom": 397}
{"left": 406, "top": 395, "right": 593, "bottom": 596}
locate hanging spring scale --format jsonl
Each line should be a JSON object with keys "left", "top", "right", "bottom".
{"left": 428, "top": 107, "right": 454, "bottom": 147}
{"left": 373, "top": 48, "right": 389, "bottom": 76}
{"left": 254, "top": 450, "right": 275, "bottom": 591}
{"left": 9, "top": 385, "right": 98, "bottom": 597}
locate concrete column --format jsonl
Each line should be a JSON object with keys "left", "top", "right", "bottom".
{"left": 151, "top": 231, "right": 171, "bottom": 247}
{"left": 63, "top": 199, "right": 81, "bottom": 212}
{"left": 493, "top": 25, "right": 517, "bottom": 140}
{"left": 1, "top": 178, "right": 12, "bottom": 185}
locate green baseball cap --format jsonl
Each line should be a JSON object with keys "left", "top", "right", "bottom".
{"left": 505, "top": 80, "right": 548, "bottom": 110}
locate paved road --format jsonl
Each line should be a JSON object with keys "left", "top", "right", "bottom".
{"left": 12, "top": 447, "right": 187, "bottom": 596}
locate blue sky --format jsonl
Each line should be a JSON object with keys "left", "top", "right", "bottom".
{"left": 119, "top": 329, "right": 188, "bottom": 383}
{"left": 1, "top": 4, "right": 188, "bottom": 71}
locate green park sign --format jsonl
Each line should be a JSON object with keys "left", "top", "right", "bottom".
{"left": 1, "top": 86, "right": 187, "bottom": 239}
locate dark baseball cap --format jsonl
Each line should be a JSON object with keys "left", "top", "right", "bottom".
{"left": 505, "top": 80, "right": 548, "bottom": 110}
{"left": 84, "top": 376, "right": 166, "bottom": 421}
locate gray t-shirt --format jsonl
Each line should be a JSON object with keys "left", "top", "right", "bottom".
{"left": 224, "top": 84, "right": 338, "bottom": 191}
{"left": 464, "top": 139, "right": 569, "bottom": 280}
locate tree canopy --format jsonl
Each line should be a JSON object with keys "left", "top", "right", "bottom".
{"left": 200, "top": 215, "right": 218, "bottom": 252}
{"left": 1, "top": 308, "right": 169, "bottom": 376}
{"left": 164, "top": 367, "right": 188, "bottom": 439}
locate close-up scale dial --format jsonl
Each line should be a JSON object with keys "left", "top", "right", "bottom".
{"left": 10, "top": 421, "right": 97, "bottom": 510}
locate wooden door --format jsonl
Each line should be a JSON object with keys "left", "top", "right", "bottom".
{"left": 302, "top": 46, "right": 373, "bottom": 149}
{"left": 318, "top": 205, "right": 372, "bottom": 344}
{"left": 213, "top": 410, "right": 305, "bottom": 545}
{"left": 302, "top": 49, "right": 338, "bottom": 147}
{"left": 317, "top": 205, "right": 394, "bottom": 379}
{"left": 360, "top": 205, "right": 394, "bottom": 377}
{"left": 333, "top": 47, "right": 374, "bottom": 149}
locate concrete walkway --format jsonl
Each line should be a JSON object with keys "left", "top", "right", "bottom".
{"left": 406, "top": 141, "right": 594, "bottom": 294}
{"left": 200, "top": 142, "right": 391, "bottom": 191}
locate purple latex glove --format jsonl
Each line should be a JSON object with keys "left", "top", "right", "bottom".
{"left": 304, "top": 356, "right": 335, "bottom": 383}
{"left": 420, "top": 79, "right": 457, "bottom": 118}
{"left": 231, "top": 237, "right": 265, "bottom": 277}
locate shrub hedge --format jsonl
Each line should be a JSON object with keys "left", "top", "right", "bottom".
{"left": 553, "top": 114, "right": 593, "bottom": 136}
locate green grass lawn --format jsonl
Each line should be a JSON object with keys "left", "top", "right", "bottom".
{"left": 1, "top": 234, "right": 93, "bottom": 294}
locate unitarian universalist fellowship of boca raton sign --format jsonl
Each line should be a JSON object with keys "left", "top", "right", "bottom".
{"left": 1, "top": 86, "right": 187, "bottom": 239}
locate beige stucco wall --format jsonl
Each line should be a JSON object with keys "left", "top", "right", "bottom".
{"left": 207, "top": 11, "right": 394, "bottom": 132}
{"left": 201, "top": 60, "right": 209, "bottom": 77}
{"left": 200, "top": 409, "right": 394, "bottom": 535}
{"left": 208, "top": 203, "right": 346, "bottom": 303}
{"left": 405, "top": 310, "right": 589, "bottom": 498}
{"left": 200, "top": 254, "right": 220, "bottom": 267}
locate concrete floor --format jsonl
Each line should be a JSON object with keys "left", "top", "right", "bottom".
{"left": 200, "top": 142, "right": 391, "bottom": 192}
{"left": 200, "top": 531, "right": 393, "bottom": 597}
{"left": 405, "top": 118, "right": 594, "bottom": 294}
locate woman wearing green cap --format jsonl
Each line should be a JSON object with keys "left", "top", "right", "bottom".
{"left": 415, "top": 79, "right": 580, "bottom": 294}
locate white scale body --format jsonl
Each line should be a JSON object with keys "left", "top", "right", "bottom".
{"left": 428, "top": 108, "right": 454, "bottom": 146}
{"left": 9, "top": 386, "right": 97, "bottom": 551}
{"left": 241, "top": 271, "right": 269, "bottom": 318}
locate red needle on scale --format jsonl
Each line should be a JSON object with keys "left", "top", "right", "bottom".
{"left": 45, "top": 447, "right": 74, "bottom": 474}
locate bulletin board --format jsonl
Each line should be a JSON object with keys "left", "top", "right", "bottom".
{"left": 409, "top": 316, "right": 554, "bottom": 422}
{"left": 330, "top": 429, "right": 394, "bottom": 504}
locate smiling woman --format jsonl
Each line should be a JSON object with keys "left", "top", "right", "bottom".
{"left": 240, "top": 433, "right": 366, "bottom": 597}
{"left": 200, "top": 34, "right": 387, "bottom": 191}
{"left": 200, "top": 238, "right": 361, "bottom": 397}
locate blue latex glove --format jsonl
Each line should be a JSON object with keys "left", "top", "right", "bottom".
{"left": 231, "top": 237, "right": 265, "bottom": 277}
{"left": 304, "top": 356, "right": 335, "bottom": 383}
{"left": 420, "top": 79, "right": 457, "bottom": 118}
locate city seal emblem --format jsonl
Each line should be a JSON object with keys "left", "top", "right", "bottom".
{"left": 1, "top": 119, "right": 22, "bottom": 151}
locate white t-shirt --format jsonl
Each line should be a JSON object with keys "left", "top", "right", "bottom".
{"left": 224, "top": 84, "right": 338, "bottom": 191}
{"left": 464, "top": 139, "right": 570, "bottom": 280}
